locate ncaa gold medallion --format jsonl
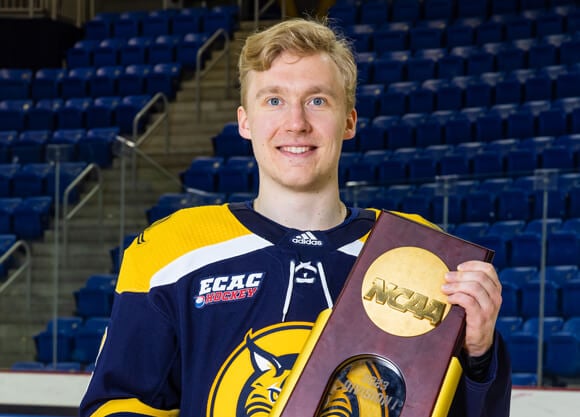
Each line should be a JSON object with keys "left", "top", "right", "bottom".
{"left": 362, "top": 246, "right": 451, "bottom": 337}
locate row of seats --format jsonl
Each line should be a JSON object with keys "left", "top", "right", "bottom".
{"left": 33, "top": 316, "right": 109, "bottom": 365}
{"left": 0, "top": 128, "right": 118, "bottom": 167}
{"left": 499, "top": 265, "right": 580, "bottom": 317}
{"left": 342, "top": 141, "right": 579, "bottom": 182}
{"left": 0, "top": 196, "right": 52, "bottom": 239}
{"left": 329, "top": 0, "right": 576, "bottom": 27}
{"left": 356, "top": 70, "right": 580, "bottom": 118}
{"left": 498, "top": 316, "right": 580, "bottom": 377}
{"left": 66, "top": 36, "right": 208, "bottom": 70}
{"left": 342, "top": 11, "right": 580, "bottom": 55}
{"left": 356, "top": 39, "right": 580, "bottom": 85}
{"left": 0, "top": 96, "right": 152, "bottom": 134}
{"left": 0, "top": 65, "right": 180, "bottom": 101}
{"left": 84, "top": 6, "right": 239, "bottom": 41}
{"left": 0, "top": 162, "right": 88, "bottom": 199}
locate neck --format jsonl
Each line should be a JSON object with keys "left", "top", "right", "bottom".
{"left": 253, "top": 190, "right": 347, "bottom": 231}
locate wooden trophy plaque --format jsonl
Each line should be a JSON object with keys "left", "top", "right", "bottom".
{"left": 270, "top": 210, "right": 494, "bottom": 417}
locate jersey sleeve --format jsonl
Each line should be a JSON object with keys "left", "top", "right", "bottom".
{"left": 79, "top": 241, "right": 182, "bottom": 417}
{"left": 449, "top": 331, "right": 512, "bottom": 417}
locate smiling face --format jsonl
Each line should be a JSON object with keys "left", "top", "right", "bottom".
{"left": 237, "top": 51, "right": 357, "bottom": 194}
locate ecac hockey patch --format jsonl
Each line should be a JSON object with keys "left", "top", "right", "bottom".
{"left": 195, "top": 272, "right": 264, "bottom": 308}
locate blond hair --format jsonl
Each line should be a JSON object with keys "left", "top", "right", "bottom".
{"left": 238, "top": 18, "right": 357, "bottom": 111}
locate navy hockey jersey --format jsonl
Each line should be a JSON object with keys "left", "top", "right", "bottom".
{"left": 80, "top": 202, "right": 511, "bottom": 417}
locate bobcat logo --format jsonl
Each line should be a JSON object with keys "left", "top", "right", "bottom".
{"left": 207, "top": 323, "right": 405, "bottom": 417}
{"left": 241, "top": 335, "right": 297, "bottom": 416}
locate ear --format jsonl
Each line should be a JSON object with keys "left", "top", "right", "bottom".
{"left": 237, "top": 106, "right": 252, "bottom": 140}
{"left": 343, "top": 108, "right": 358, "bottom": 140}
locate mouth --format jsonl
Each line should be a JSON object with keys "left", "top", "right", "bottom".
{"left": 278, "top": 146, "right": 315, "bottom": 154}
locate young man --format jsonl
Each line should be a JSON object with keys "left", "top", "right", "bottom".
{"left": 80, "top": 19, "right": 511, "bottom": 417}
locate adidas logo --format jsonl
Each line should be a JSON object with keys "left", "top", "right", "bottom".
{"left": 291, "top": 231, "right": 323, "bottom": 246}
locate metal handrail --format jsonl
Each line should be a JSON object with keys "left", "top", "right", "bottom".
{"left": 62, "top": 162, "right": 103, "bottom": 265}
{"left": 0, "top": 240, "right": 32, "bottom": 311}
{"left": 132, "top": 92, "right": 170, "bottom": 146}
{"left": 254, "top": 0, "right": 286, "bottom": 30}
{"left": 196, "top": 28, "right": 231, "bottom": 121}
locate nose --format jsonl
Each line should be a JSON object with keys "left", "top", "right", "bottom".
{"left": 285, "top": 102, "right": 310, "bottom": 133}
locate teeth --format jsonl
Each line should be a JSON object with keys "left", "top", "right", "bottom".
{"left": 281, "top": 146, "right": 310, "bottom": 154}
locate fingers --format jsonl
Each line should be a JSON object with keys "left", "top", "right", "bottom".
{"left": 442, "top": 260, "right": 502, "bottom": 357}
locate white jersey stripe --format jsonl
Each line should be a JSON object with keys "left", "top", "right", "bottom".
{"left": 150, "top": 234, "right": 273, "bottom": 289}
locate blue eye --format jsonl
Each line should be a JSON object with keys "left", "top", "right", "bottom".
{"left": 311, "top": 97, "right": 326, "bottom": 106}
{"left": 267, "top": 97, "right": 281, "bottom": 106}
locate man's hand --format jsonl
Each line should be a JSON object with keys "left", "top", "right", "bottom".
{"left": 442, "top": 260, "right": 502, "bottom": 357}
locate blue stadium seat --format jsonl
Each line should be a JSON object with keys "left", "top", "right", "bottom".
{"left": 0, "top": 233, "right": 17, "bottom": 278}
{"left": 12, "top": 162, "right": 52, "bottom": 197}
{"left": 475, "top": 20, "right": 504, "bottom": 46}
{"left": 423, "top": 81, "right": 463, "bottom": 111}
{"left": 408, "top": 49, "right": 442, "bottom": 82}
{"left": 399, "top": 194, "right": 432, "bottom": 219}
{"left": 0, "top": 197, "right": 20, "bottom": 236}
{"left": 0, "top": 69, "right": 32, "bottom": 100}
{"left": 204, "top": 5, "right": 239, "bottom": 38}
{"left": 368, "top": 51, "right": 405, "bottom": 85}
{"left": 147, "top": 192, "right": 195, "bottom": 223}
{"left": 547, "top": 231, "right": 580, "bottom": 266}
{"left": 78, "top": 127, "right": 118, "bottom": 167}
{"left": 120, "top": 36, "right": 152, "bottom": 66}
{"left": 211, "top": 122, "right": 251, "bottom": 158}
{"left": 546, "top": 317, "right": 580, "bottom": 377}
{"left": 356, "top": 84, "right": 383, "bottom": 118}
{"left": 424, "top": 0, "right": 453, "bottom": 21}
{"left": 10, "top": 361, "right": 46, "bottom": 371}
{"left": 57, "top": 98, "right": 92, "bottom": 130}
{"left": 373, "top": 23, "right": 409, "bottom": 54}
{"left": 357, "top": 115, "right": 396, "bottom": 151}
{"left": 463, "top": 191, "right": 497, "bottom": 222}
{"left": 327, "top": 3, "right": 359, "bottom": 28}
{"left": 61, "top": 67, "right": 95, "bottom": 99}
{"left": 34, "top": 316, "right": 83, "bottom": 363}
{"left": 93, "top": 38, "right": 125, "bottom": 67}
{"left": 72, "top": 317, "right": 110, "bottom": 364}
{"left": 437, "top": 52, "right": 466, "bottom": 80}
{"left": 511, "top": 232, "right": 542, "bottom": 267}
{"left": 559, "top": 38, "right": 580, "bottom": 66}
{"left": 457, "top": 0, "right": 488, "bottom": 18}
{"left": 118, "top": 64, "right": 151, "bottom": 97}
{"left": 112, "top": 13, "right": 144, "bottom": 38}
{"left": 12, "top": 196, "right": 52, "bottom": 239}
{"left": 66, "top": 40, "right": 99, "bottom": 68}
{"left": 171, "top": 8, "right": 206, "bottom": 35}
{"left": 149, "top": 35, "right": 180, "bottom": 64}
{"left": 0, "top": 130, "right": 18, "bottom": 164}
{"left": 521, "top": 276, "right": 562, "bottom": 318}
{"left": 49, "top": 129, "right": 85, "bottom": 162}
{"left": 181, "top": 156, "right": 224, "bottom": 192}
{"left": 387, "top": 113, "right": 425, "bottom": 149}
{"left": 176, "top": 32, "right": 209, "bottom": 69}
{"left": 494, "top": 75, "right": 523, "bottom": 105}
{"left": 0, "top": 99, "right": 32, "bottom": 132}
{"left": 74, "top": 274, "right": 116, "bottom": 318}
{"left": 86, "top": 96, "right": 120, "bottom": 129}
{"left": 12, "top": 130, "right": 50, "bottom": 164}
{"left": 115, "top": 95, "right": 152, "bottom": 134}
{"left": 0, "top": 163, "right": 19, "bottom": 197}
{"left": 528, "top": 41, "right": 558, "bottom": 69}
{"left": 409, "top": 25, "right": 443, "bottom": 51}
{"left": 83, "top": 14, "right": 114, "bottom": 40}
{"left": 360, "top": 0, "right": 389, "bottom": 26}
{"left": 31, "top": 68, "right": 65, "bottom": 100}
{"left": 27, "top": 99, "right": 63, "bottom": 131}
{"left": 355, "top": 51, "right": 376, "bottom": 84}
{"left": 216, "top": 156, "right": 257, "bottom": 193}
{"left": 496, "top": 316, "right": 524, "bottom": 340}
{"left": 414, "top": 111, "right": 445, "bottom": 147}
{"left": 507, "top": 316, "right": 564, "bottom": 373}
{"left": 555, "top": 71, "right": 580, "bottom": 99}
{"left": 142, "top": 10, "right": 171, "bottom": 37}
{"left": 90, "top": 66, "right": 123, "bottom": 97}
{"left": 446, "top": 20, "right": 476, "bottom": 48}
{"left": 344, "top": 24, "right": 375, "bottom": 53}
{"left": 147, "top": 64, "right": 183, "bottom": 100}
{"left": 392, "top": 0, "right": 420, "bottom": 23}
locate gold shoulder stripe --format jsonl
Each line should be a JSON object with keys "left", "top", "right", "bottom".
{"left": 90, "top": 398, "right": 179, "bottom": 417}
{"left": 116, "top": 205, "right": 253, "bottom": 293}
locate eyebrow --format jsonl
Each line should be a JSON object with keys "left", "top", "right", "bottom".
{"left": 254, "top": 85, "right": 339, "bottom": 100}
